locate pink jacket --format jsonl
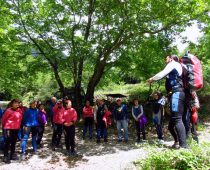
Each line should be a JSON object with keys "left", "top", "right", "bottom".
{"left": 63, "top": 108, "right": 77, "bottom": 125}
{"left": 83, "top": 106, "right": 94, "bottom": 118}
{"left": 2, "top": 108, "right": 23, "bottom": 129}
{"left": 103, "top": 110, "right": 112, "bottom": 127}
{"left": 53, "top": 105, "right": 65, "bottom": 124}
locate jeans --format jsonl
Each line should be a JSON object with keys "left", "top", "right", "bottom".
{"left": 83, "top": 117, "right": 94, "bottom": 138}
{"left": 96, "top": 120, "right": 107, "bottom": 140}
{"left": 116, "top": 119, "right": 128, "bottom": 141}
{"left": 21, "top": 126, "right": 38, "bottom": 154}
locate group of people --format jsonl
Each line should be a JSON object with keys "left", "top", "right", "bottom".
{"left": 0, "top": 54, "right": 201, "bottom": 164}
{"left": 0, "top": 99, "right": 78, "bottom": 163}
{"left": 147, "top": 54, "right": 200, "bottom": 148}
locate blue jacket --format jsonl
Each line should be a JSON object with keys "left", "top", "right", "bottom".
{"left": 23, "top": 108, "right": 39, "bottom": 127}
{"left": 113, "top": 104, "right": 128, "bottom": 120}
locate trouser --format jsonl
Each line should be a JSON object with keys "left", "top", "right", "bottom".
{"left": 168, "top": 91, "right": 187, "bottom": 148}
{"left": 183, "top": 99, "right": 191, "bottom": 137}
{"left": 51, "top": 115, "right": 54, "bottom": 127}
{"left": 191, "top": 123, "right": 198, "bottom": 142}
{"left": 37, "top": 125, "right": 45, "bottom": 145}
{"left": 18, "top": 125, "right": 23, "bottom": 140}
{"left": 96, "top": 120, "right": 107, "bottom": 140}
{"left": 116, "top": 119, "right": 128, "bottom": 141}
{"left": 21, "top": 126, "right": 38, "bottom": 154}
{"left": 3, "top": 129, "right": 19, "bottom": 158}
{"left": 52, "top": 123, "right": 63, "bottom": 147}
{"left": 63, "top": 125, "right": 75, "bottom": 153}
{"left": 135, "top": 121, "right": 146, "bottom": 140}
{"left": 153, "top": 112, "right": 163, "bottom": 140}
{"left": 83, "top": 117, "right": 94, "bottom": 138}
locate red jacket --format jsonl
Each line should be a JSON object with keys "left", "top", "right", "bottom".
{"left": 83, "top": 106, "right": 94, "bottom": 118}
{"left": 2, "top": 108, "right": 23, "bottom": 129}
{"left": 63, "top": 108, "right": 77, "bottom": 124}
{"left": 53, "top": 105, "right": 65, "bottom": 124}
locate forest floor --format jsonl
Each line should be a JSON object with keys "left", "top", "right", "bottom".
{"left": 0, "top": 120, "right": 210, "bottom": 170}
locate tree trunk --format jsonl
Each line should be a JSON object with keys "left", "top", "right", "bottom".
{"left": 52, "top": 64, "right": 66, "bottom": 99}
{"left": 86, "top": 61, "right": 106, "bottom": 104}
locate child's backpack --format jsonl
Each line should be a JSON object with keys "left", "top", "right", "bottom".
{"left": 180, "top": 52, "right": 203, "bottom": 90}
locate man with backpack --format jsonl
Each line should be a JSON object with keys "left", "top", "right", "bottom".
{"left": 180, "top": 52, "right": 203, "bottom": 143}
{"left": 147, "top": 55, "right": 187, "bottom": 149}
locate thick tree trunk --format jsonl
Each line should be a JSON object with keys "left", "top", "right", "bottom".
{"left": 86, "top": 61, "right": 106, "bottom": 104}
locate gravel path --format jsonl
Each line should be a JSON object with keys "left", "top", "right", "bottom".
{"left": 0, "top": 122, "right": 210, "bottom": 170}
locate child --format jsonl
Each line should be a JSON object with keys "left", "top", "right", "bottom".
{"left": 82, "top": 101, "right": 94, "bottom": 139}
{"left": 51, "top": 99, "right": 65, "bottom": 151}
{"left": 132, "top": 99, "right": 146, "bottom": 143}
{"left": 63, "top": 100, "right": 77, "bottom": 156}
{"left": 2, "top": 99, "right": 23, "bottom": 163}
{"left": 37, "top": 103, "right": 47, "bottom": 148}
{"left": 150, "top": 92, "right": 165, "bottom": 143}
{"left": 21, "top": 100, "right": 39, "bottom": 159}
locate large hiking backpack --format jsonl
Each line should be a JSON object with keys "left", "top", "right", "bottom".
{"left": 180, "top": 53, "right": 203, "bottom": 90}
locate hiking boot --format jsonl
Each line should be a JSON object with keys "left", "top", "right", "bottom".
{"left": 10, "top": 153, "right": 19, "bottom": 161}
{"left": 104, "top": 138, "right": 108, "bottom": 142}
{"left": 96, "top": 139, "right": 100, "bottom": 144}
{"left": 3, "top": 156, "right": 11, "bottom": 164}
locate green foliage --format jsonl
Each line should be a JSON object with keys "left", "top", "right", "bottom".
{"left": 135, "top": 142, "right": 210, "bottom": 170}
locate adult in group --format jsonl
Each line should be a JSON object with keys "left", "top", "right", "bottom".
{"left": 51, "top": 99, "right": 65, "bottom": 150}
{"left": 147, "top": 55, "right": 187, "bottom": 148}
{"left": 95, "top": 99, "right": 109, "bottom": 143}
{"left": 82, "top": 100, "right": 94, "bottom": 140}
{"left": 63, "top": 100, "right": 77, "bottom": 156}
{"left": 21, "top": 100, "right": 39, "bottom": 159}
{"left": 2, "top": 99, "right": 23, "bottom": 163}
{"left": 113, "top": 98, "right": 129, "bottom": 143}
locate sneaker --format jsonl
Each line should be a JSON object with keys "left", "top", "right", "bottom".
{"left": 124, "top": 139, "right": 128, "bottom": 143}
{"left": 118, "top": 139, "right": 122, "bottom": 143}
{"left": 158, "top": 139, "right": 165, "bottom": 145}
{"left": 3, "top": 156, "right": 11, "bottom": 164}
{"left": 171, "top": 142, "right": 180, "bottom": 149}
{"left": 69, "top": 151, "right": 78, "bottom": 157}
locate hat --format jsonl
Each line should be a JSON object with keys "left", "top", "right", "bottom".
{"left": 116, "top": 98, "right": 122, "bottom": 101}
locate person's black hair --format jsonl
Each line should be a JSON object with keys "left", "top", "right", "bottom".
{"left": 7, "top": 99, "right": 20, "bottom": 108}
{"left": 170, "top": 55, "right": 179, "bottom": 62}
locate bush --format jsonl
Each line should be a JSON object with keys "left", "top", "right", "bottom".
{"left": 135, "top": 142, "right": 210, "bottom": 170}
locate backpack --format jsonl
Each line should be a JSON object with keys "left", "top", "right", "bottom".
{"left": 180, "top": 53, "right": 203, "bottom": 90}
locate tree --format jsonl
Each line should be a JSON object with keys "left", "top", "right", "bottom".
{"left": 3, "top": 0, "right": 209, "bottom": 109}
